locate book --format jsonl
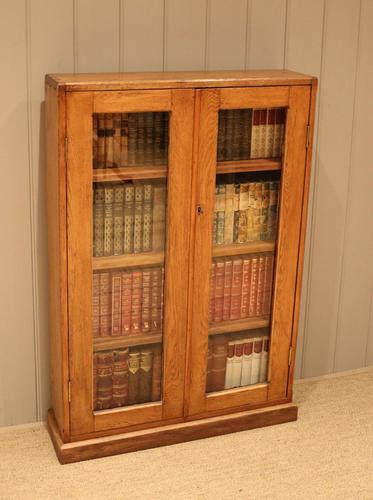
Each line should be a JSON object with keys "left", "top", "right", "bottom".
{"left": 248, "top": 256, "right": 259, "bottom": 317}
{"left": 142, "top": 184, "right": 153, "bottom": 252}
{"left": 120, "top": 113, "right": 129, "bottom": 167}
{"left": 112, "top": 348, "right": 129, "bottom": 407}
{"left": 255, "top": 255, "right": 265, "bottom": 317}
{"left": 273, "top": 108, "right": 285, "bottom": 157}
{"left": 246, "top": 182, "right": 256, "bottom": 241}
{"left": 133, "top": 183, "right": 144, "bottom": 253}
{"left": 241, "top": 109, "right": 252, "bottom": 159}
{"left": 127, "top": 349, "right": 141, "bottom": 405}
{"left": 210, "top": 336, "right": 228, "bottom": 391}
{"left": 268, "top": 181, "right": 279, "bottom": 240}
{"left": 123, "top": 183, "right": 135, "bottom": 254}
{"left": 97, "top": 114, "right": 105, "bottom": 168}
{"left": 206, "top": 339, "right": 213, "bottom": 392}
{"left": 225, "top": 110, "right": 234, "bottom": 160}
{"left": 250, "top": 110, "right": 261, "bottom": 158}
{"left": 259, "top": 336, "right": 269, "bottom": 383}
{"left": 131, "top": 269, "right": 142, "bottom": 334}
{"left": 252, "top": 182, "right": 262, "bottom": 241}
{"left": 128, "top": 113, "right": 137, "bottom": 166}
{"left": 92, "top": 273, "right": 100, "bottom": 338}
{"left": 213, "top": 259, "right": 225, "bottom": 323}
{"left": 233, "top": 183, "right": 240, "bottom": 242}
{"left": 222, "top": 259, "right": 233, "bottom": 321}
{"left": 265, "top": 109, "right": 276, "bottom": 157}
{"left": 141, "top": 268, "right": 151, "bottom": 332}
{"left": 250, "top": 337, "right": 263, "bottom": 384}
{"left": 144, "top": 113, "right": 154, "bottom": 164}
{"left": 209, "top": 262, "right": 216, "bottom": 323}
{"left": 240, "top": 257, "right": 251, "bottom": 318}
{"left": 224, "top": 341, "right": 235, "bottom": 389}
{"left": 215, "top": 184, "right": 226, "bottom": 245}
{"left": 113, "top": 113, "right": 121, "bottom": 167}
{"left": 258, "top": 109, "right": 267, "bottom": 158}
{"left": 263, "top": 254, "right": 274, "bottom": 316}
{"left": 261, "top": 182, "right": 270, "bottom": 240}
{"left": 99, "top": 272, "right": 111, "bottom": 337}
{"left": 138, "top": 349, "right": 153, "bottom": 403}
{"left": 231, "top": 109, "right": 241, "bottom": 160}
{"left": 93, "top": 115, "right": 98, "bottom": 168}
{"left": 238, "top": 182, "right": 249, "bottom": 243}
{"left": 111, "top": 272, "right": 122, "bottom": 336}
{"left": 224, "top": 183, "right": 235, "bottom": 244}
{"left": 93, "top": 185, "right": 105, "bottom": 257}
{"left": 231, "top": 340, "right": 244, "bottom": 388}
{"left": 217, "top": 110, "right": 226, "bottom": 161}
{"left": 150, "top": 267, "right": 163, "bottom": 332}
{"left": 96, "top": 351, "right": 114, "bottom": 410}
{"left": 151, "top": 345, "right": 162, "bottom": 401}
{"left": 152, "top": 181, "right": 167, "bottom": 251}
{"left": 103, "top": 185, "right": 114, "bottom": 256}
{"left": 104, "top": 113, "right": 114, "bottom": 168}
{"left": 121, "top": 271, "right": 132, "bottom": 335}
{"left": 136, "top": 113, "right": 146, "bottom": 165}
{"left": 241, "top": 339, "right": 254, "bottom": 386}
{"left": 113, "top": 184, "right": 124, "bottom": 255}
{"left": 230, "top": 257, "right": 243, "bottom": 320}
{"left": 93, "top": 352, "right": 99, "bottom": 410}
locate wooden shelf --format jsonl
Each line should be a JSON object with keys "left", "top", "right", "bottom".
{"left": 213, "top": 241, "right": 275, "bottom": 258}
{"left": 93, "top": 165, "right": 167, "bottom": 182}
{"left": 216, "top": 158, "right": 281, "bottom": 175}
{"left": 209, "top": 317, "right": 270, "bottom": 336}
{"left": 94, "top": 333, "right": 162, "bottom": 351}
{"left": 93, "top": 251, "right": 164, "bottom": 271}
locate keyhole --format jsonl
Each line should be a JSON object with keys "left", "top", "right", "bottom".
{"left": 196, "top": 205, "right": 204, "bottom": 216}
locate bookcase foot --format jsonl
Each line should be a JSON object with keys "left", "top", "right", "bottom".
{"left": 47, "top": 404, "right": 298, "bottom": 464}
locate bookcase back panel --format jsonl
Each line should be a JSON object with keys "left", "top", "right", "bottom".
{"left": 67, "top": 90, "right": 194, "bottom": 436}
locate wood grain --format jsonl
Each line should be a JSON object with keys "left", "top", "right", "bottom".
{"left": 92, "top": 252, "right": 164, "bottom": 271}
{"left": 93, "top": 165, "right": 167, "bottom": 182}
{"left": 217, "top": 158, "right": 281, "bottom": 174}
{"left": 93, "top": 90, "right": 172, "bottom": 113}
{"left": 208, "top": 317, "right": 270, "bottom": 336}
{"left": 93, "top": 334, "right": 162, "bottom": 351}
{"left": 212, "top": 241, "right": 275, "bottom": 258}
{"left": 219, "top": 86, "right": 289, "bottom": 109}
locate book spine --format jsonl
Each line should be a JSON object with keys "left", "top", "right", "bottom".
{"left": 268, "top": 181, "right": 279, "bottom": 240}
{"left": 151, "top": 345, "right": 162, "bottom": 401}
{"left": 231, "top": 109, "right": 241, "bottom": 160}
{"left": 121, "top": 271, "right": 132, "bottom": 335}
{"left": 127, "top": 349, "right": 140, "bottom": 405}
{"left": 150, "top": 267, "right": 163, "bottom": 332}
{"left": 111, "top": 272, "right": 122, "bottom": 336}
{"left": 104, "top": 113, "right": 114, "bottom": 168}
{"left": 206, "top": 338, "right": 213, "bottom": 392}
{"left": 153, "top": 112, "right": 163, "bottom": 165}
{"left": 123, "top": 183, "right": 135, "bottom": 254}
{"left": 224, "top": 183, "right": 235, "bottom": 244}
{"left": 113, "top": 113, "right": 121, "bottom": 167}
{"left": 250, "top": 337, "right": 264, "bottom": 385}
{"left": 258, "top": 109, "right": 267, "bottom": 158}
{"left": 224, "top": 110, "right": 234, "bottom": 160}
{"left": 213, "top": 259, "right": 225, "bottom": 323}
{"left": 222, "top": 259, "right": 233, "bottom": 321}
{"left": 211, "top": 336, "right": 228, "bottom": 392}
{"left": 142, "top": 183, "right": 153, "bottom": 252}
{"left": 131, "top": 269, "right": 142, "bottom": 335}
{"left": 120, "top": 113, "right": 129, "bottom": 167}
{"left": 241, "top": 339, "right": 254, "bottom": 386}
{"left": 113, "top": 184, "right": 124, "bottom": 255}
{"left": 144, "top": 112, "right": 154, "bottom": 165}
{"left": 93, "top": 352, "right": 99, "bottom": 410}
{"left": 141, "top": 268, "right": 151, "bottom": 332}
{"left": 240, "top": 257, "right": 251, "bottom": 318}
{"left": 160, "top": 268, "right": 165, "bottom": 330}
{"left": 133, "top": 183, "right": 144, "bottom": 253}
{"left": 230, "top": 257, "right": 243, "bottom": 320}
{"left": 246, "top": 182, "right": 255, "bottom": 242}
{"left": 161, "top": 113, "right": 169, "bottom": 163}
{"left": 93, "top": 185, "right": 105, "bottom": 257}
{"left": 112, "top": 348, "right": 129, "bottom": 407}
{"left": 238, "top": 182, "right": 249, "bottom": 243}
{"left": 233, "top": 183, "right": 240, "bottom": 243}
{"left": 128, "top": 113, "right": 137, "bottom": 166}
{"left": 279, "top": 109, "right": 286, "bottom": 154}
{"left": 96, "top": 351, "right": 114, "bottom": 410}
{"left": 224, "top": 341, "right": 235, "bottom": 389}
{"left": 217, "top": 110, "right": 226, "bottom": 161}
{"left": 250, "top": 109, "right": 260, "bottom": 158}
{"left": 215, "top": 184, "right": 226, "bottom": 245}
{"left": 255, "top": 255, "right": 266, "bottom": 317}
{"left": 92, "top": 273, "right": 100, "bottom": 337}
{"left": 263, "top": 253, "right": 274, "bottom": 316}
{"left": 265, "top": 108, "right": 276, "bottom": 157}
{"left": 136, "top": 112, "right": 145, "bottom": 165}
{"left": 231, "top": 340, "right": 244, "bottom": 388}
{"left": 248, "top": 256, "right": 259, "bottom": 317}
{"left": 152, "top": 181, "right": 167, "bottom": 251}
{"left": 241, "top": 109, "right": 252, "bottom": 159}
{"left": 209, "top": 262, "right": 216, "bottom": 323}
{"left": 99, "top": 272, "right": 112, "bottom": 337}
{"left": 93, "top": 115, "right": 98, "bottom": 168}
{"left": 138, "top": 349, "right": 153, "bottom": 403}
{"left": 261, "top": 182, "right": 270, "bottom": 241}
{"left": 97, "top": 114, "right": 105, "bottom": 168}
{"left": 103, "top": 185, "right": 114, "bottom": 256}
{"left": 259, "top": 336, "right": 269, "bottom": 383}
{"left": 253, "top": 182, "right": 262, "bottom": 242}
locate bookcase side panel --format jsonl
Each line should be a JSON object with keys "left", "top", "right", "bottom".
{"left": 46, "top": 83, "right": 70, "bottom": 440}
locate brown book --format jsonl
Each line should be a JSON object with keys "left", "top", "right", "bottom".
{"left": 112, "top": 348, "right": 129, "bottom": 407}
{"left": 230, "top": 257, "right": 243, "bottom": 320}
{"left": 93, "top": 352, "right": 99, "bottom": 410}
{"left": 121, "top": 270, "right": 132, "bottom": 335}
{"left": 92, "top": 273, "right": 100, "bottom": 338}
{"left": 141, "top": 268, "right": 151, "bottom": 332}
{"left": 152, "top": 181, "right": 167, "bottom": 251}
{"left": 210, "top": 336, "right": 228, "bottom": 392}
{"left": 138, "top": 349, "right": 153, "bottom": 403}
{"left": 103, "top": 185, "right": 114, "bottom": 256}
{"left": 263, "top": 254, "right": 274, "bottom": 316}
{"left": 213, "top": 259, "right": 225, "bottom": 323}
{"left": 123, "top": 183, "right": 135, "bottom": 253}
{"left": 258, "top": 109, "right": 267, "bottom": 158}
{"left": 250, "top": 109, "right": 261, "bottom": 158}
{"left": 144, "top": 112, "right": 154, "bottom": 165}
{"left": 111, "top": 272, "right": 122, "bottom": 336}
{"left": 99, "top": 272, "right": 112, "bottom": 337}
{"left": 209, "top": 262, "right": 216, "bottom": 323}
{"left": 151, "top": 345, "right": 162, "bottom": 401}
{"left": 233, "top": 183, "right": 240, "bottom": 243}
{"left": 265, "top": 109, "right": 276, "bottom": 157}
{"left": 120, "top": 113, "right": 129, "bottom": 167}
{"left": 133, "top": 183, "right": 144, "bottom": 253}
{"left": 127, "top": 349, "right": 140, "bottom": 405}
{"left": 153, "top": 112, "right": 163, "bottom": 165}
{"left": 224, "top": 110, "right": 234, "bottom": 160}
{"left": 93, "top": 185, "right": 105, "bottom": 257}
{"left": 150, "top": 267, "right": 163, "bottom": 332}
{"left": 93, "top": 114, "right": 98, "bottom": 168}
{"left": 136, "top": 112, "right": 145, "bottom": 165}
{"left": 128, "top": 113, "right": 137, "bottom": 166}
{"left": 104, "top": 113, "right": 114, "bottom": 168}
{"left": 261, "top": 182, "right": 270, "bottom": 241}
{"left": 248, "top": 256, "right": 259, "bottom": 317}
{"left": 253, "top": 182, "right": 262, "bottom": 241}
{"left": 142, "top": 183, "right": 153, "bottom": 252}
{"left": 231, "top": 109, "right": 241, "bottom": 160}
{"left": 113, "top": 113, "right": 121, "bottom": 167}
{"left": 240, "top": 109, "right": 252, "bottom": 159}
{"left": 97, "top": 114, "right": 105, "bottom": 168}
{"left": 131, "top": 269, "right": 142, "bottom": 334}
{"left": 206, "top": 338, "right": 213, "bottom": 392}
{"left": 96, "top": 351, "right": 114, "bottom": 410}
{"left": 255, "top": 255, "right": 266, "bottom": 317}
{"left": 217, "top": 110, "right": 227, "bottom": 161}
{"left": 113, "top": 184, "right": 124, "bottom": 255}
{"left": 222, "top": 259, "right": 233, "bottom": 321}
{"left": 268, "top": 181, "right": 279, "bottom": 240}
{"left": 238, "top": 182, "right": 249, "bottom": 243}
{"left": 240, "top": 257, "right": 252, "bottom": 318}
{"left": 161, "top": 113, "right": 169, "bottom": 163}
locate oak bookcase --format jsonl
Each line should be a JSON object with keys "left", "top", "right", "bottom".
{"left": 45, "top": 70, "right": 317, "bottom": 463}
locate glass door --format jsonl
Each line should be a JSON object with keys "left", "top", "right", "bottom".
{"left": 187, "top": 86, "right": 311, "bottom": 416}
{"left": 66, "top": 89, "right": 194, "bottom": 436}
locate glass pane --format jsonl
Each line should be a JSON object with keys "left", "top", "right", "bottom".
{"left": 92, "top": 111, "right": 169, "bottom": 411}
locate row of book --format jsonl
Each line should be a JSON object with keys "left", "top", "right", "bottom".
{"left": 93, "top": 267, "right": 164, "bottom": 338}
{"left": 93, "top": 181, "right": 166, "bottom": 257}
{"left": 93, "top": 112, "right": 169, "bottom": 169}
{"left": 217, "top": 108, "right": 286, "bottom": 161}
{"left": 213, "top": 179, "right": 280, "bottom": 245}
{"left": 209, "top": 253, "right": 274, "bottom": 323}
{"left": 94, "top": 345, "right": 162, "bottom": 410}
{"left": 206, "top": 332, "right": 269, "bottom": 393}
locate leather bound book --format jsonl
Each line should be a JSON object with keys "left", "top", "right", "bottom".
{"left": 97, "top": 114, "right": 105, "bottom": 168}
{"left": 128, "top": 113, "right": 137, "bottom": 166}
{"left": 99, "top": 272, "right": 112, "bottom": 337}
{"left": 258, "top": 109, "right": 267, "bottom": 158}
{"left": 265, "top": 109, "right": 276, "bottom": 158}
{"left": 127, "top": 349, "right": 141, "bottom": 405}
{"left": 123, "top": 183, "right": 135, "bottom": 254}
{"left": 231, "top": 340, "right": 244, "bottom": 388}
{"left": 120, "top": 113, "right": 129, "bottom": 167}
{"left": 240, "top": 257, "right": 252, "bottom": 318}
{"left": 222, "top": 259, "right": 233, "bottom": 321}
{"left": 261, "top": 182, "right": 270, "bottom": 241}
{"left": 248, "top": 255, "right": 259, "bottom": 317}
{"left": 273, "top": 108, "right": 286, "bottom": 157}
{"left": 233, "top": 183, "right": 240, "bottom": 243}
{"left": 130, "top": 268, "right": 143, "bottom": 335}
{"left": 230, "top": 257, "right": 243, "bottom": 320}
{"left": 141, "top": 268, "right": 152, "bottom": 332}
{"left": 96, "top": 351, "right": 114, "bottom": 410}
{"left": 111, "top": 272, "right": 122, "bottom": 337}
{"left": 152, "top": 181, "right": 167, "bottom": 251}
{"left": 103, "top": 185, "right": 114, "bottom": 256}
{"left": 113, "top": 113, "right": 121, "bottom": 167}
{"left": 224, "top": 183, "right": 235, "bottom": 244}
{"left": 142, "top": 183, "right": 153, "bottom": 252}
{"left": 241, "top": 339, "right": 254, "bottom": 386}
{"left": 255, "top": 255, "right": 266, "bottom": 317}
{"left": 259, "top": 336, "right": 269, "bottom": 383}
{"left": 150, "top": 267, "right": 163, "bottom": 332}
{"left": 217, "top": 110, "right": 227, "bottom": 161}
{"left": 136, "top": 112, "right": 146, "bottom": 165}
{"left": 160, "top": 268, "right": 165, "bottom": 330}
{"left": 247, "top": 182, "right": 256, "bottom": 242}
{"left": 213, "top": 259, "right": 225, "bottom": 323}
{"left": 161, "top": 113, "right": 169, "bottom": 164}
{"left": 151, "top": 345, "right": 162, "bottom": 401}
{"left": 93, "top": 185, "right": 105, "bottom": 257}
{"left": 250, "top": 337, "right": 264, "bottom": 385}
{"left": 144, "top": 112, "right": 154, "bottom": 165}
{"left": 231, "top": 109, "right": 241, "bottom": 160}
{"left": 209, "top": 262, "right": 216, "bottom": 324}
{"left": 268, "top": 181, "right": 279, "bottom": 241}
{"left": 112, "top": 348, "right": 129, "bottom": 407}
{"left": 224, "top": 110, "right": 234, "bottom": 160}
{"left": 93, "top": 114, "right": 98, "bottom": 168}
{"left": 263, "top": 253, "right": 275, "bottom": 316}
{"left": 153, "top": 112, "right": 163, "bottom": 165}
{"left": 279, "top": 109, "right": 286, "bottom": 154}
{"left": 113, "top": 184, "right": 124, "bottom": 256}
{"left": 206, "top": 338, "right": 213, "bottom": 392}
{"left": 121, "top": 270, "right": 132, "bottom": 336}
{"left": 210, "top": 336, "right": 228, "bottom": 392}
{"left": 253, "top": 182, "right": 262, "bottom": 242}
{"left": 250, "top": 109, "right": 260, "bottom": 158}
{"left": 133, "top": 183, "right": 144, "bottom": 254}
{"left": 138, "top": 349, "right": 153, "bottom": 403}
{"left": 224, "top": 341, "right": 235, "bottom": 390}
{"left": 238, "top": 182, "right": 249, "bottom": 243}
{"left": 104, "top": 113, "right": 114, "bottom": 168}
{"left": 93, "top": 352, "right": 99, "bottom": 410}
{"left": 92, "top": 273, "right": 100, "bottom": 338}
{"left": 241, "top": 109, "right": 252, "bottom": 159}
{"left": 215, "top": 184, "right": 226, "bottom": 246}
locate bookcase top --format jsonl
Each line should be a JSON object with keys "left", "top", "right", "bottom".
{"left": 46, "top": 69, "right": 315, "bottom": 91}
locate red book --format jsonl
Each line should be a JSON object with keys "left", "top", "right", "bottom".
{"left": 112, "top": 348, "right": 129, "bottom": 407}
{"left": 92, "top": 273, "right": 100, "bottom": 338}
{"left": 95, "top": 351, "right": 114, "bottom": 410}
{"left": 263, "top": 254, "right": 275, "bottom": 316}
{"left": 121, "top": 271, "right": 132, "bottom": 336}
{"left": 99, "top": 272, "right": 111, "bottom": 337}
{"left": 150, "top": 267, "right": 163, "bottom": 332}
{"left": 210, "top": 336, "right": 228, "bottom": 392}
{"left": 213, "top": 259, "right": 225, "bottom": 323}
{"left": 255, "top": 255, "right": 266, "bottom": 317}
{"left": 209, "top": 262, "right": 216, "bottom": 323}
{"left": 141, "top": 268, "right": 152, "bottom": 332}
{"left": 240, "top": 257, "right": 251, "bottom": 318}
{"left": 230, "top": 257, "right": 243, "bottom": 320}
{"left": 222, "top": 259, "right": 233, "bottom": 321}
{"left": 111, "top": 272, "right": 122, "bottom": 336}
{"left": 131, "top": 269, "right": 142, "bottom": 334}
{"left": 248, "top": 256, "right": 259, "bottom": 317}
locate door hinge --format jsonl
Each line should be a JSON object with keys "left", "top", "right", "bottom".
{"left": 68, "top": 380, "right": 71, "bottom": 403}
{"left": 305, "top": 124, "right": 311, "bottom": 149}
{"left": 288, "top": 346, "right": 294, "bottom": 366}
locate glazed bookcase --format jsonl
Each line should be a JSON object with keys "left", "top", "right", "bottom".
{"left": 46, "top": 70, "right": 317, "bottom": 463}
